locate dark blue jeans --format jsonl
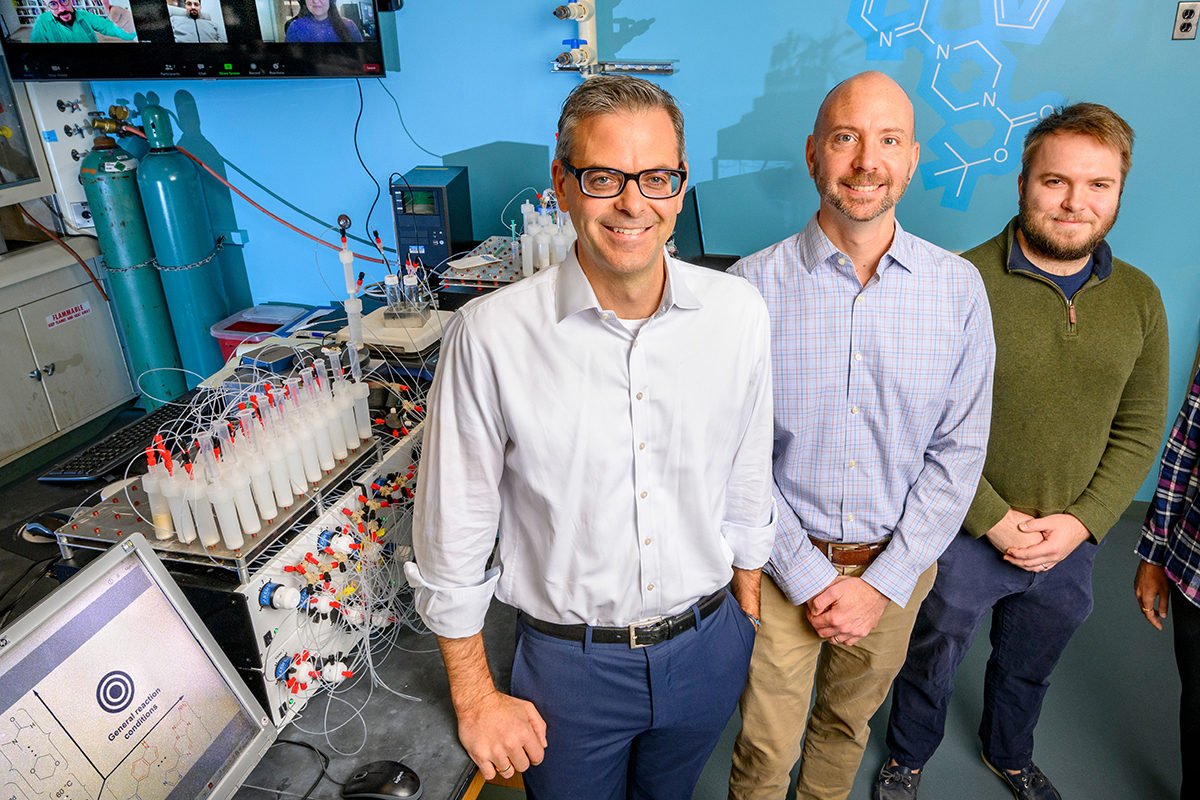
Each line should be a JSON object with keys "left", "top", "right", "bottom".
{"left": 885, "top": 530, "right": 1099, "bottom": 771}
{"left": 511, "top": 589, "right": 756, "bottom": 800}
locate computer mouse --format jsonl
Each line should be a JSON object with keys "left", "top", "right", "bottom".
{"left": 341, "top": 760, "right": 422, "bottom": 800}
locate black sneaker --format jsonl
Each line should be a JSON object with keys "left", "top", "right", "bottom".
{"left": 872, "top": 762, "right": 921, "bottom": 800}
{"left": 981, "top": 753, "right": 1062, "bottom": 800}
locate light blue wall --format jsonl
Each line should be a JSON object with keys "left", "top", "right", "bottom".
{"left": 91, "top": 1, "right": 1200, "bottom": 501}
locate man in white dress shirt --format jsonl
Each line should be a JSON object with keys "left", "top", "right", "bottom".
{"left": 405, "top": 75, "right": 776, "bottom": 800}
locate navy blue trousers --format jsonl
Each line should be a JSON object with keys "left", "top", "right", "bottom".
{"left": 886, "top": 530, "right": 1099, "bottom": 771}
{"left": 511, "top": 589, "right": 756, "bottom": 800}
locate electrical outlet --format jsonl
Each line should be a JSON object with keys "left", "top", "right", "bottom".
{"left": 1174, "top": 1, "right": 1199, "bottom": 39}
{"left": 69, "top": 201, "right": 94, "bottom": 229}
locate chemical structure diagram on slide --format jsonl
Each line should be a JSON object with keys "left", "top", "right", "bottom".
{"left": 2, "top": 691, "right": 215, "bottom": 800}
{"left": 849, "top": 0, "right": 1068, "bottom": 210}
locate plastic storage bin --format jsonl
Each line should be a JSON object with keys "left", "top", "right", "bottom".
{"left": 210, "top": 304, "right": 308, "bottom": 360}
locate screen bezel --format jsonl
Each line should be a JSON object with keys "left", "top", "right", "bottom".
{"left": 1, "top": 0, "right": 386, "bottom": 81}
{"left": 0, "top": 533, "right": 278, "bottom": 800}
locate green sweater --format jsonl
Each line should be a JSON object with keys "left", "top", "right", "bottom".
{"left": 30, "top": 9, "right": 136, "bottom": 43}
{"left": 962, "top": 218, "right": 1170, "bottom": 542}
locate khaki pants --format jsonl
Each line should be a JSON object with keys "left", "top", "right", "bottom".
{"left": 728, "top": 563, "right": 937, "bottom": 800}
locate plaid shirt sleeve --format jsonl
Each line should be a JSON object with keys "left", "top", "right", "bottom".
{"left": 1138, "top": 369, "right": 1200, "bottom": 565}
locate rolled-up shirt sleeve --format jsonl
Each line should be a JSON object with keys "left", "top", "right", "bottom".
{"left": 408, "top": 312, "right": 507, "bottom": 638}
{"left": 721, "top": 296, "right": 778, "bottom": 569}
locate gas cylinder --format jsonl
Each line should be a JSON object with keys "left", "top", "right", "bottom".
{"left": 80, "top": 135, "right": 187, "bottom": 408}
{"left": 137, "top": 105, "right": 229, "bottom": 383}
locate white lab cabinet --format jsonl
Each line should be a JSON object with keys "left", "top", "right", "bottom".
{"left": 0, "top": 238, "right": 135, "bottom": 467}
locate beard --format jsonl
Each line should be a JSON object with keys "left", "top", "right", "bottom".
{"left": 813, "top": 161, "right": 910, "bottom": 223}
{"left": 187, "top": 7, "right": 200, "bottom": 17}
{"left": 1018, "top": 194, "right": 1119, "bottom": 263}
{"left": 54, "top": 8, "right": 75, "bottom": 23}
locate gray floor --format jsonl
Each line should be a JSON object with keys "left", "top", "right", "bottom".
{"left": 0, "top": 476, "right": 1180, "bottom": 799}
{"left": 479, "top": 507, "right": 1183, "bottom": 800}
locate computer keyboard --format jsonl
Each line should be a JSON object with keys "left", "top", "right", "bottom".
{"left": 40, "top": 390, "right": 200, "bottom": 483}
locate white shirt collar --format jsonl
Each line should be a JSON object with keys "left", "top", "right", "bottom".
{"left": 554, "top": 246, "right": 704, "bottom": 324}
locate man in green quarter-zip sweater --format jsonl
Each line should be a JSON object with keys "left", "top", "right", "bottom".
{"left": 874, "top": 103, "right": 1170, "bottom": 800}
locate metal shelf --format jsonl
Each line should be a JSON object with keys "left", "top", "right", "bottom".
{"left": 54, "top": 437, "right": 384, "bottom": 583}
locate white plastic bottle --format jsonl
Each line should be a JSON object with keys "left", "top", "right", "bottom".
{"left": 256, "top": 397, "right": 296, "bottom": 509}
{"left": 198, "top": 433, "right": 243, "bottom": 551}
{"left": 311, "top": 362, "right": 348, "bottom": 460}
{"left": 216, "top": 422, "right": 262, "bottom": 535}
{"left": 185, "top": 463, "right": 222, "bottom": 549}
{"left": 236, "top": 406, "right": 278, "bottom": 521}
{"left": 348, "top": 348, "right": 373, "bottom": 440}
{"left": 329, "top": 352, "right": 362, "bottom": 449}
{"left": 141, "top": 446, "right": 174, "bottom": 539}
{"left": 285, "top": 377, "right": 322, "bottom": 483}
{"left": 159, "top": 465, "right": 197, "bottom": 545}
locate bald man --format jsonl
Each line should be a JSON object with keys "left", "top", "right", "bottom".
{"left": 727, "top": 71, "right": 996, "bottom": 800}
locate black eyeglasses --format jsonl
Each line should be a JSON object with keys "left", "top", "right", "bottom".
{"left": 561, "top": 159, "right": 687, "bottom": 199}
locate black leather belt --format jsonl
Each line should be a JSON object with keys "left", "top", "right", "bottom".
{"left": 519, "top": 588, "right": 727, "bottom": 648}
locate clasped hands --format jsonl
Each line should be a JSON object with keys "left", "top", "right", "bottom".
{"left": 806, "top": 575, "right": 890, "bottom": 647}
{"left": 986, "top": 508, "right": 1090, "bottom": 572}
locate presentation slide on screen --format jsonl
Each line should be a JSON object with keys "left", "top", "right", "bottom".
{"left": 0, "top": 561, "right": 257, "bottom": 800}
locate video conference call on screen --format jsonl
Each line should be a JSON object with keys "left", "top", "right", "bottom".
{"left": 1, "top": 0, "right": 385, "bottom": 79}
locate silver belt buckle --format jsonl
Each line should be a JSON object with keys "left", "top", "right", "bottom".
{"left": 629, "top": 616, "right": 664, "bottom": 648}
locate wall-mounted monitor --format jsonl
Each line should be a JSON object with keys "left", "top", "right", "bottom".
{"left": 0, "top": 0, "right": 385, "bottom": 79}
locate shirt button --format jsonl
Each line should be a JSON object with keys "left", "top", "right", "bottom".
{"left": 837, "top": 257, "right": 846, "bottom": 265}
{"left": 647, "top": 583, "right": 655, "bottom": 591}
{"left": 633, "top": 340, "right": 639, "bottom": 348}
{"left": 850, "top": 406, "right": 859, "bottom": 414}
{"left": 645, "top": 538, "right": 652, "bottom": 545}
{"left": 854, "top": 353, "right": 863, "bottom": 361}
{"left": 641, "top": 491, "right": 648, "bottom": 498}
{"left": 856, "top": 295, "right": 864, "bottom": 304}
{"left": 848, "top": 460, "right": 857, "bottom": 468}
{"left": 636, "top": 392, "right": 644, "bottom": 400}
{"left": 639, "top": 442, "right": 646, "bottom": 450}
{"left": 847, "top": 513, "right": 855, "bottom": 521}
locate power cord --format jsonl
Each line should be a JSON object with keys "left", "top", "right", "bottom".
{"left": 0, "top": 555, "right": 61, "bottom": 628}
{"left": 353, "top": 79, "right": 383, "bottom": 256}
{"left": 375, "top": 79, "right": 442, "bottom": 159}
{"left": 273, "top": 739, "right": 344, "bottom": 798}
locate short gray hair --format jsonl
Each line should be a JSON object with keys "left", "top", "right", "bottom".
{"left": 554, "top": 76, "right": 686, "bottom": 165}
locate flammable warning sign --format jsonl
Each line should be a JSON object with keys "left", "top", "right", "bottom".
{"left": 47, "top": 300, "right": 91, "bottom": 329}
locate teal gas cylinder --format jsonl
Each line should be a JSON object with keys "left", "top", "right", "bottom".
{"left": 80, "top": 135, "right": 187, "bottom": 409}
{"left": 136, "top": 105, "right": 229, "bottom": 384}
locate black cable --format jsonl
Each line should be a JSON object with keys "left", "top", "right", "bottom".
{"left": 0, "top": 555, "right": 60, "bottom": 628}
{"left": 272, "top": 739, "right": 344, "bottom": 800}
{"left": 389, "top": 171, "right": 422, "bottom": 270}
{"left": 353, "top": 79, "right": 383, "bottom": 258}
{"left": 375, "top": 78, "right": 442, "bottom": 159}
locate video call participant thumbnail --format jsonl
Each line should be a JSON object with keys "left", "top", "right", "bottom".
{"left": 169, "top": 0, "right": 226, "bottom": 43}
{"left": 30, "top": 0, "right": 136, "bottom": 42}
{"left": 284, "top": 0, "right": 361, "bottom": 42}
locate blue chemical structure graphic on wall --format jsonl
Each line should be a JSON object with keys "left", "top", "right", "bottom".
{"left": 849, "top": 0, "right": 1067, "bottom": 210}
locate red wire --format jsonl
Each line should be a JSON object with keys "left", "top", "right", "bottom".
{"left": 122, "top": 125, "right": 386, "bottom": 265}
{"left": 18, "top": 204, "right": 110, "bottom": 301}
